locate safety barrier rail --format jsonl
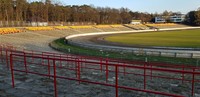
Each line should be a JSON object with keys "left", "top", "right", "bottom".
{"left": 0, "top": 44, "right": 200, "bottom": 97}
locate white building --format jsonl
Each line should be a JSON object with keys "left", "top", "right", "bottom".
{"left": 155, "top": 17, "right": 166, "bottom": 23}
{"left": 31, "top": 22, "right": 48, "bottom": 26}
{"left": 170, "top": 15, "right": 185, "bottom": 23}
{"left": 130, "top": 20, "right": 141, "bottom": 25}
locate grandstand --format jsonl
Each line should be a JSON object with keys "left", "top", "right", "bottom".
{"left": 25, "top": 27, "right": 54, "bottom": 31}
{"left": 110, "top": 25, "right": 133, "bottom": 31}
{"left": 145, "top": 23, "right": 189, "bottom": 29}
{"left": 69, "top": 25, "right": 101, "bottom": 33}
{"left": 0, "top": 28, "right": 24, "bottom": 35}
{"left": 54, "top": 26, "right": 71, "bottom": 30}
{"left": 0, "top": 24, "right": 191, "bottom": 36}
{"left": 94, "top": 25, "right": 132, "bottom": 32}
{"left": 124, "top": 24, "right": 150, "bottom": 30}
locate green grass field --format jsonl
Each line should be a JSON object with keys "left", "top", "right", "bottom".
{"left": 50, "top": 38, "right": 198, "bottom": 66}
{"left": 105, "top": 29, "right": 200, "bottom": 48}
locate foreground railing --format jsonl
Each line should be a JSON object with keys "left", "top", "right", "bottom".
{"left": 0, "top": 44, "right": 200, "bottom": 97}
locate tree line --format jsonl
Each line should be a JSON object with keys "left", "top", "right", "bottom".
{"left": 185, "top": 10, "right": 200, "bottom": 26}
{"left": 0, "top": 0, "right": 199, "bottom": 25}
{"left": 0, "top": 0, "right": 157, "bottom": 24}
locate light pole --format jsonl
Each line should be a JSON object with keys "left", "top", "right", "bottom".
{"left": 13, "top": 0, "right": 17, "bottom": 21}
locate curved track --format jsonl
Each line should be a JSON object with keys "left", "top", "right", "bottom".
{"left": 66, "top": 27, "right": 200, "bottom": 58}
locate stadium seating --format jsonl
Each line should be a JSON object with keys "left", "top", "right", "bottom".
{"left": 124, "top": 24, "right": 150, "bottom": 30}
{"left": 69, "top": 26, "right": 93, "bottom": 29}
{"left": 110, "top": 25, "right": 124, "bottom": 28}
{"left": 145, "top": 23, "right": 187, "bottom": 29}
{"left": 110, "top": 25, "right": 133, "bottom": 31}
{"left": 94, "top": 25, "right": 111, "bottom": 28}
{"left": 54, "top": 26, "right": 70, "bottom": 30}
{"left": 0, "top": 28, "right": 24, "bottom": 35}
{"left": 25, "top": 27, "right": 54, "bottom": 31}
{"left": 93, "top": 25, "right": 118, "bottom": 31}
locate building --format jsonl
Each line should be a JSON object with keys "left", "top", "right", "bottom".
{"left": 155, "top": 17, "right": 166, "bottom": 23}
{"left": 155, "top": 14, "right": 185, "bottom": 23}
{"left": 169, "top": 15, "right": 185, "bottom": 23}
{"left": 130, "top": 20, "right": 141, "bottom": 25}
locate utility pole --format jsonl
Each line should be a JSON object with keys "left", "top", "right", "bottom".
{"left": 13, "top": 0, "right": 17, "bottom": 21}
{"left": 5, "top": 9, "right": 9, "bottom": 26}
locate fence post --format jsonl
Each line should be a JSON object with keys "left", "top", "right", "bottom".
{"left": 106, "top": 58, "right": 108, "bottom": 83}
{"left": 75, "top": 58, "right": 78, "bottom": 78}
{"left": 191, "top": 53, "right": 193, "bottom": 58}
{"left": 10, "top": 54, "right": 15, "bottom": 88}
{"left": 123, "top": 63, "right": 126, "bottom": 76}
{"left": 0, "top": 46, "right": 3, "bottom": 63}
{"left": 144, "top": 63, "right": 146, "bottom": 89}
{"left": 78, "top": 58, "right": 81, "bottom": 84}
{"left": 182, "top": 66, "right": 184, "bottom": 84}
{"left": 191, "top": 68, "right": 195, "bottom": 96}
{"left": 59, "top": 54, "right": 62, "bottom": 67}
{"left": 144, "top": 57, "right": 147, "bottom": 89}
{"left": 159, "top": 52, "right": 161, "bottom": 56}
{"left": 115, "top": 65, "right": 118, "bottom": 97}
{"left": 53, "top": 60, "right": 58, "bottom": 97}
{"left": 132, "top": 50, "right": 134, "bottom": 55}
{"left": 48, "top": 55, "right": 51, "bottom": 79}
{"left": 100, "top": 58, "right": 102, "bottom": 72}
{"left": 6, "top": 49, "right": 9, "bottom": 69}
{"left": 80, "top": 57, "right": 82, "bottom": 72}
{"left": 174, "top": 53, "right": 177, "bottom": 58}
{"left": 42, "top": 52, "right": 44, "bottom": 65}
{"left": 31, "top": 50, "right": 34, "bottom": 62}
{"left": 148, "top": 63, "right": 153, "bottom": 80}
{"left": 23, "top": 53, "right": 28, "bottom": 74}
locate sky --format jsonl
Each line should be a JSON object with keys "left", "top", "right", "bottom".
{"left": 31, "top": 0, "right": 200, "bottom": 14}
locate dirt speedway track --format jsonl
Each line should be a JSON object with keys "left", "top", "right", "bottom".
{"left": 66, "top": 27, "right": 200, "bottom": 58}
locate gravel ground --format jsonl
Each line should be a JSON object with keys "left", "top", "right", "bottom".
{"left": 0, "top": 29, "right": 200, "bottom": 97}
{"left": 0, "top": 55, "right": 200, "bottom": 97}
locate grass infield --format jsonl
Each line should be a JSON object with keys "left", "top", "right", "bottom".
{"left": 50, "top": 38, "right": 199, "bottom": 66}
{"left": 105, "top": 29, "right": 200, "bottom": 48}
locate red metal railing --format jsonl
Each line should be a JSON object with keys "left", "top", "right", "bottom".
{"left": 0, "top": 44, "right": 200, "bottom": 97}
{"left": 9, "top": 52, "right": 200, "bottom": 97}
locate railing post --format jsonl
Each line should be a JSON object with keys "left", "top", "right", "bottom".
{"left": 10, "top": 54, "right": 15, "bottom": 88}
{"left": 78, "top": 58, "right": 81, "bottom": 84}
{"left": 75, "top": 58, "right": 78, "bottom": 78}
{"left": 182, "top": 66, "right": 184, "bottom": 84}
{"left": 6, "top": 49, "right": 9, "bottom": 69}
{"left": 150, "top": 63, "right": 153, "bottom": 80}
{"left": 53, "top": 60, "right": 58, "bottom": 97}
{"left": 0, "top": 46, "right": 3, "bottom": 63}
{"left": 144, "top": 63, "right": 146, "bottom": 89}
{"left": 159, "top": 52, "right": 161, "bottom": 56}
{"left": 174, "top": 53, "right": 177, "bottom": 58}
{"left": 191, "top": 68, "right": 195, "bottom": 96}
{"left": 144, "top": 58, "right": 147, "bottom": 89}
{"left": 191, "top": 53, "right": 193, "bottom": 58}
{"left": 23, "top": 53, "right": 28, "bottom": 74}
{"left": 123, "top": 63, "right": 126, "bottom": 76}
{"left": 80, "top": 57, "right": 82, "bottom": 72}
{"left": 59, "top": 54, "right": 62, "bottom": 67}
{"left": 42, "top": 52, "right": 44, "bottom": 65}
{"left": 48, "top": 55, "right": 51, "bottom": 79}
{"left": 100, "top": 58, "right": 102, "bottom": 72}
{"left": 31, "top": 50, "right": 34, "bottom": 62}
{"left": 106, "top": 58, "right": 108, "bottom": 83}
{"left": 115, "top": 65, "right": 118, "bottom": 97}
